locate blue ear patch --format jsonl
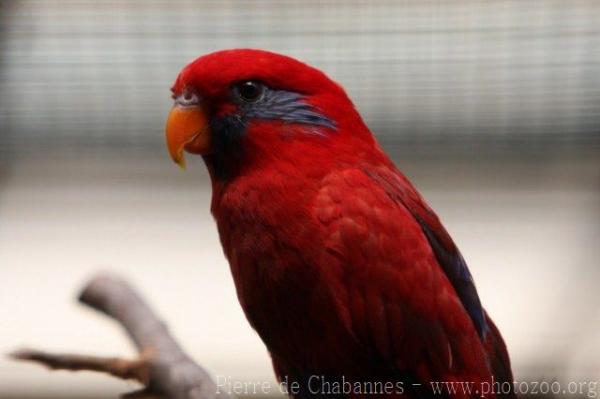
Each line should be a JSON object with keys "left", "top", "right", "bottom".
{"left": 241, "top": 89, "right": 337, "bottom": 132}
{"left": 206, "top": 88, "right": 336, "bottom": 180}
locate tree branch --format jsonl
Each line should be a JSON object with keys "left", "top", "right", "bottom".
{"left": 10, "top": 274, "right": 230, "bottom": 399}
{"left": 10, "top": 349, "right": 152, "bottom": 383}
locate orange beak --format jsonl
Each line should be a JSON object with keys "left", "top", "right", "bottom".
{"left": 165, "top": 104, "right": 211, "bottom": 169}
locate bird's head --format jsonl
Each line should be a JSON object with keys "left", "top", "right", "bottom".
{"left": 165, "top": 49, "right": 375, "bottom": 179}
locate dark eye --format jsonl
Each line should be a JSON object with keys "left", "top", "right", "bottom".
{"left": 235, "top": 81, "right": 265, "bottom": 103}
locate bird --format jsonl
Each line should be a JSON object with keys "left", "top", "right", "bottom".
{"left": 165, "top": 49, "right": 514, "bottom": 398}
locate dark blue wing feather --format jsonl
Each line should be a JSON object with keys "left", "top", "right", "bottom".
{"left": 364, "top": 166, "right": 488, "bottom": 339}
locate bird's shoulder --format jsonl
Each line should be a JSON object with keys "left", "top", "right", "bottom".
{"left": 309, "top": 164, "right": 493, "bottom": 384}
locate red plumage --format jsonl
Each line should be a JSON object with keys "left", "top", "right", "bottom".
{"left": 169, "top": 49, "right": 514, "bottom": 398}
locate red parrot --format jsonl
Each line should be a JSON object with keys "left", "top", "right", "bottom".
{"left": 165, "top": 49, "right": 514, "bottom": 398}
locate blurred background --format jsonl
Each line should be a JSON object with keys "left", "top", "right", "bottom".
{"left": 0, "top": 0, "right": 599, "bottom": 398}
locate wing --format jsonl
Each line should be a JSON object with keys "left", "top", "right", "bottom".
{"left": 363, "top": 165, "right": 487, "bottom": 338}
{"left": 312, "top": 165, "right": 512, "bottom": 393}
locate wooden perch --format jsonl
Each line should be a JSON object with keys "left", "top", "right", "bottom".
{"left": 10, "top": 274, "right": 230, "bottom": 399}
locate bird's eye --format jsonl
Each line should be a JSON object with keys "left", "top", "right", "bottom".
{"left": 235, "top": 81, "right": 265, "bottom": 103}
{"left": 175, "top": 91, "right": 199, "bottom": 107}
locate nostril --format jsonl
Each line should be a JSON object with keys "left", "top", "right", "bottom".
{"left": 175, "top": 90, "right": 200, "bottom": 107}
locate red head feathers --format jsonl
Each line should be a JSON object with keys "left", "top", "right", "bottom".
{"left": 166, "top": 49, "right": 375, "bottom": 173}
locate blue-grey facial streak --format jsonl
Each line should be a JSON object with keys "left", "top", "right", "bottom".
{"left": 238, "top": 88, "right": 337, "bottom": 132}
{"left": 207, "top": 87, "right": 336, "bottom": 180}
